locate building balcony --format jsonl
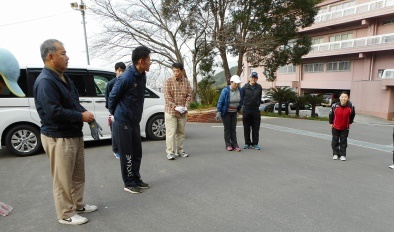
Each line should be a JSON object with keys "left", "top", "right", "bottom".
{"left": 303, "top": 33, "right": 394, "bottom": 58}
{"left": 301, "top": 0, "right": 394, "bottom": 31}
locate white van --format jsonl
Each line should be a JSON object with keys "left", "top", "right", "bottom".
{"left": 0, "top": 65, "right": 166, "bottom": 156}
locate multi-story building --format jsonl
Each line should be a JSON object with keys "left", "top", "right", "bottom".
{"left": 242, "top": 0, "right": 394, "bottom": 120}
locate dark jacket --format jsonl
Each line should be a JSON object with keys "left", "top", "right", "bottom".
{"left": 241, "top": 82, "right": 263, "bottom": 113}
{"left": 329, "top": 101, "right": 355, "bottom": 130}
{"left": 217, "top": 86, "right": 243, "bottom": 117}
{"left": 33, "top": 67, "right": 86, "bottom": 138}
{"left": 105, "top": 77, "right": 117, "bottom": 109}
{"left": 108, "top": 65, "right": 146, "bottom": 125}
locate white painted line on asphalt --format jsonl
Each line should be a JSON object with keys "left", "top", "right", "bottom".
{"left": 211, "top": 124, "right": 392, "bottom": 153}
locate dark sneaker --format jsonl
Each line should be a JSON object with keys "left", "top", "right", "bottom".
{"left": 76, "top": 204, "right": 98, "bottom": 214}
{"left": 244, "top": 145, "right": 250, "bottom": 149}
{"left": 252, "top": 145, "right": 261, "bottom": 150}
{"left": 58, "top": 214, "right": 88, "bottom": 225}
{"left": 176, "top": 152, "right": 189, "bottom": 158}
{"left": 136, "top": 180, "right": 150, "bottom": 189}
{"left": 124, "top": 186, "right": 142, "bottom": 194}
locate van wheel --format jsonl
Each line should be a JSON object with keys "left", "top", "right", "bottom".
{"left": 5, "top": 124, "right": 42, "bottom": 156}
{"left": 146, "top": 114, "right": 166, "bottom": 140}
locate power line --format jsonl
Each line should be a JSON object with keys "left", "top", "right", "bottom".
{"left": 0, "top": 11, "right": 70, "bottom": 27}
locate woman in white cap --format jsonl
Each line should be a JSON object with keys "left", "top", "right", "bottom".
{"left": 215, "top": 75, "right": 243, "bottom": 152}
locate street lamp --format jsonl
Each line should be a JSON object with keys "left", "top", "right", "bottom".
{"left": 71, "top": 1, "right": 90, "bottom": 65}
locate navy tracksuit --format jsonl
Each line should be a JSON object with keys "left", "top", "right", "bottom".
{"left": 108, "top": 65, "right": 146, "bottom": 187}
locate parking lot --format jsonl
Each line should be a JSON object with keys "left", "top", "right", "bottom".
{"left": 0, "top": 117, "right": 393, "bottom": 232}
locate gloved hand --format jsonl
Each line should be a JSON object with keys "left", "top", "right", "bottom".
{"left": 181, "top": 107, "right": 188, "bottom": 114}
{"left": 89, "top": 119, "right": 103, "bottom": 140}
{"left": 110, "top": 115, "right": 115, "bottom": 122}
{"left": 175, "top": 106, "right": 183, "bottom": 113}
{"left": 215, "top": 112, "right": 221, "bottom": 121}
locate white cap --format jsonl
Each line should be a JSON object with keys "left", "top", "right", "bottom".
{"left": 230, "top": 75, "right": 241, "bottom": 84}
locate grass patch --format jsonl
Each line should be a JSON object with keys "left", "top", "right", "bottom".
{"left": 261, "top": 112, "right": 329, "bottom": 121}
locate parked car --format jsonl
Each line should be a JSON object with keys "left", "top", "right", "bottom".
{"left": 273, "top": 103, "right": 318, "bottom": 117}
{"left": 0, "top": 65, "right": 166, "bottom": 156}
{"left": 259, "top": 102, "right": 276, "bottom": 112}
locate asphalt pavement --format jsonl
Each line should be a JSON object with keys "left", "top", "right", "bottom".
{"left": 0, "top": 117, "right": 393, "bottom": 232}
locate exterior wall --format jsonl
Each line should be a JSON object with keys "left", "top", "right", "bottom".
{"left": 351, "top": 81, "right": 394, "bottom": 119}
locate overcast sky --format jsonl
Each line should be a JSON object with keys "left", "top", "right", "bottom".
{"left": 0, "top": 0, "right": 237, "bottom": 84}
{"left": 0, "top": 0, "right": 111, "bottom": 68}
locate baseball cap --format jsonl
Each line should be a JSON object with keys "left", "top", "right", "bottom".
{"left": 230, "top": 75, "right": 241, "bottom": 84}
{"left": 0, "top": 48, "right": 25, "bottom": 97}
{"left": 251, "top": 71, "right": 258, "bottom": 78}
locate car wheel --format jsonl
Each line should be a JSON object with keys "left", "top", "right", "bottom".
{"left": 5, "top": 124, "right": 42, "bottom": 156}
{"left": 146, "top": 114, "right": 166, "bottom": 140}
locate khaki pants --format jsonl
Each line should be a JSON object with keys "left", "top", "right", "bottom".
{"left": 41, "top": 134, "right": 85, "bottom": 220}
{"left": 165, "top": 112, "right": 187, "bottom": 155}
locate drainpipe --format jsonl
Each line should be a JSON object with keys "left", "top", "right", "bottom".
{"left": 368, "top": 19, "right": 378, "bottom": 81}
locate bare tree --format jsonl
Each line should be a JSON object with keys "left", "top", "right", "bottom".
{"left": 89, "top": 0, "right": 212, "bottom": 101}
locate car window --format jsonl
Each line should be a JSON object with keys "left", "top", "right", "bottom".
{"left": 88, "top": 71, "right": 114, "bottom": 97}
{"left": 145, "top": 88, "right": 159, "bottom": 98}
{"left": 65, "top": 70, "right": 89, "bottom": 96}
{"left": 290, "top": 104, "right": 296, "bottom": 110}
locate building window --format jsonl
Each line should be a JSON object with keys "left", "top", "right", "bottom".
{"left": 312, "top": 38, "right": 323, "bottom": 45}
{"left": 278, "top": 65, "right": 296, "bottom": 74}
{"left": 327, "top": 61, "right": 351, "bottom": 72}
{"left": 383, "top": 18, "right": 394, "bottom": 25}
{"left": 329, "top": 33, "right": 353, "bottom": 42}
{"left": 303, "top": 63, "right": 324, "bottom": 73}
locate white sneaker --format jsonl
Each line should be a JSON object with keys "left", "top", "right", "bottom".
{"left": 175, "top": 152, "right": 189, "bottom": 158}
{"left": 389, "top": 165, "right": 394, "bottom": 169}
{"left": 167, "top": 154, "right": 175, "bottom": 160}
{"left": 340, "top": 156, "right": 346, "bottom": 161}
{"left": 333, "top": 155, "right": 338, "bottom": 160}
{"left": 59, "top": 214, "right": 88, "bottom": 225}
{"left": 76, "top": 204, "right": 98, "bottom": 214}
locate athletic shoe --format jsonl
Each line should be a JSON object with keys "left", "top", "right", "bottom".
{"left": 234, "top": 147, "right": 241, "bottom": 152}
{"left": 333, "top": 155, "right": 338, "bottom": 160}
{"left": 76, "top": 205, "right": 98, "bottom": 214}
{"left": 389, "top": 165, "right": 394, "bottom": 169}
{"left": 136, "top": 180, "right": 150, "bottom": 189}
{"left": 252, "top": 145, "right": 261, "bottom": 150}
{"left": 114, "top": 153, "right": 120, "bottom": 159}
{"left": 58, "top": 214, "right": 88, "bottom": 225}
{"left": 226, "top": 146, "right": 233, "bottom": 151}
{"left": 124, "top": 186, "right": 142, "bottom": 194}
{"left": 244, "top": 145, "right": 250, "bottom": 149}
{"left": 340, "top": 156, "right": 346, "bottom": 161}
{"left": 167, "top": 154, "right": 176, "bottom": 160}
{"left": 176, "top": 152, "right": 189, "bottom": 158}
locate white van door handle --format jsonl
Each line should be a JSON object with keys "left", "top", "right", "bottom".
{"left": 95, "top": 100, "right": 106, "bottom": 103}
{"left": 79, "top": 100, "right": 92, "bottom": 103}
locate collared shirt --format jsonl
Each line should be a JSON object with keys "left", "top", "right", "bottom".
{"left": 164, "top": 76, "right": 192, "bottom": 117}
{"left": 45, "top": 66, "right": 67, "bottom": 84}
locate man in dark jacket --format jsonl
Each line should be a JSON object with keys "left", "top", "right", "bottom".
{"left": 108, "top": 46, "right": 151, "bottom": 194}
{"left": 241, "top": 72, "right": 263, "bottom": 150}
{"left": 33, "top": 39, "right": 97, "bottom": 225}
{"left": 105, "top": 62, "right": 126, "bottom": 159}
{"left": 329, "top": 91, "right": 355, "bottom": 161}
